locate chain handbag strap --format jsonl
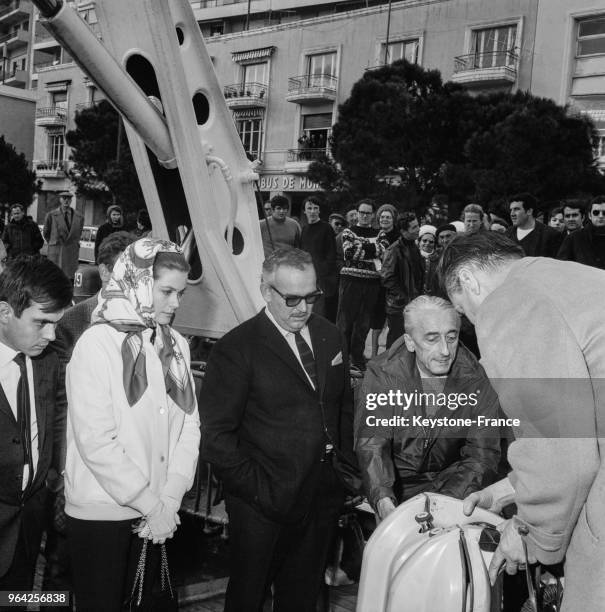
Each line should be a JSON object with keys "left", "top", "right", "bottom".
{"left": 130, "top": 538, "right": 149, "bottom": 609}
{"left": 160, "top": 543, "right": 174, "bottom": 599}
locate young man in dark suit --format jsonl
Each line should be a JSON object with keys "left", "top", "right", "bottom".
{"left": 0, "top": 256, "right": 72, "bottom": 590}
{"left": 200, "top": 248, "right": 356, "bottom": 612}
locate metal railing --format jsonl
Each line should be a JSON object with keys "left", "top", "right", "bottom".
{"left": 454, "top": 50, "right": 518, "bottom": 73}
{"left": 287, "top": 147, "right": 329, "bottom": 163}
{"left": 197, "top": 0, "right": 247, "bottom": 8}
{"left": 0, "top": 2, "right": 25, "bottom": 19}
{"left": 35, "top": 106, "right": 68, "bottom": 119}
{"left": 34, "top": 159, "right": 67, "bottom": 172}
{"left": 287, "top": 73, "right": 337, "bottom": 93}
{"left": 223, "top": 81, "right": 267, "bottom": 100}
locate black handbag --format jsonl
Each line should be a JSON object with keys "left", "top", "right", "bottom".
{"left": 125, "top": 540, "right": 178, "bottom": 611}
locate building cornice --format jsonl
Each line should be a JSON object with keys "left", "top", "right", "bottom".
{"left": 205, "top": 0, "right": 450, "bottom": 43}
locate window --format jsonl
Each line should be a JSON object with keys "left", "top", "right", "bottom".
{"left": 301, "top": 113, "right": 332, "bottom": 151}
{"left": 578, "top": 16, "right": 605, "bottom": 57}
{"left": 384, "top": 39, "right": 419, "bottom": 65}
{"left": 595, "top": 133, "right": 605, "bottom": 160}
{"left": 471, "top": 25, "right": 517, "bottom": 68}
{"left": 48, "top": 132, "right": 65, "bottom": 163}
{"left": 237, "top": 118, "right": 263, "bottom": 159}
{"left": 305, "top": 52, "right": 337, "bottom": 89}
{"left": 208, "top": 21, "right": 224, "bottom": 36}
{"left": 243, "top": 62, "right": 267, "bottom": 86}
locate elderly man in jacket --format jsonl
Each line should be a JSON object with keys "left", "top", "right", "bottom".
{"left": 355, "top": 295, "right": 502, "bottom": 522}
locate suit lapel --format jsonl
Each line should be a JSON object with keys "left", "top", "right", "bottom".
{"left": 258, "top": 311, "right": 316, "bottom": 392}
{"left": 31, "top": 357, "right": 47, "bottom": 455}
{"left": 308, "top": 316, "right": 329, "bottom": 400}
{"left": 0, "top": 380, "right": 15, "bottom": 423}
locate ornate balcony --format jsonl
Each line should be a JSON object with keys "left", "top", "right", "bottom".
{"left": 451, "top": 51, "right": 518, "bottom": 89}
{"left": 223, "top": 82, "right": 268, "bottom": 109}
{"left": 35, "top": 106, "right": 68, "bottom": 127}
{"left": 34, "top": 159, "right": 67, "bottom": 178}
{"left": 284, "top": 147, "right": 329, "bottom": 173}
{"left": 286, "top": 74, "right": 337, "bottom": 104}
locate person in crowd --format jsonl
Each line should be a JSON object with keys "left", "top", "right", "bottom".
{"left": 259, "top": 195, "right": 301, "bottom": 257}
{"left": 381, "top": 212, "right": 423, "bottom": 349}
{"left": 355, "top": 295, "right": 501, "bottom": 522}
{"left": 562, "top": 200, "right": 585, "bottom": 236}
{"left": 375, "top": 204, "right": 399, "bottom": 245}
{"left": 329, "top": 213, "right": 346, "bottom": 236}
{"left": 0, "top": 256, "right": 72, "bottom": 591}
{"left": 0, "top": 241, "right": 7, "bottom": 273}
{"left": 461, "top": 204, "right": 485, "bottom": 235}
{"left": 557, "top": 195, "right": 605, "bottom": 269}
{"left": 439, "top": 232, "right": 605, "bottom": 611}
{"left": 263, "top": 201, "right": 273, "bottom": 218}
{"left": 435, "top": 223, "right": 457, "bottom": 251}
{"left": 300, "top": 196, "right": 337, "bottom": 320}
{"left": 135, "top": 209, "right": 152, "bottom": 237}
{"left": 369, "top": 204, "right": 399, "bottom": 357}
{"left": 200, "top": 248, "right": 356, "bottom": 612}
{"left": 337, "top": 200, "right": 388, "bottom": 370}
{"left": 505, "top": 193, "right": 562, "bottom": 257}
{"left": 94, "top": 204, "right": 124, "bottom": 262}
{"left": 64, "top": 238, "right": 201, "bottom": 611}
{"left": 417, "top": 225, "right": 439, "bottom": 295}
{"left": 2, "top": 204, "right": 44, "bottom": 259}
{"left": 548, "top": 206, "right": 565, "bottom": 232}
{"left": 345, "top": 208, "right": 358, "bottom": 228}
{"left": 56, "top": 231, "right": 135, "bottom": 357}
{"left": 42, "top": 191, "right": 84, "bottom": 282}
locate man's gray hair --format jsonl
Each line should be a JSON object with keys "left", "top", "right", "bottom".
{"left": 262, "top": 248, "right": 313, "bottom": 282}
{"left": 462, "top": 203, "right": 484, "bottom": 220}
{"left": 403, "top": 295, "right": 459, "bottom": 332}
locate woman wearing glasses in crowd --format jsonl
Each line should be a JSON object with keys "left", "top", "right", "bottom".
{"left": 64, "top": 237, "right": 201, "bottom": 611}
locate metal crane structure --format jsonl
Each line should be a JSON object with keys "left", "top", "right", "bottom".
{"left": 32, "top": 0, "right": 265, "bottom": 338}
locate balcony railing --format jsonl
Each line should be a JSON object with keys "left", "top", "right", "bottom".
{"left": 223, "top": 82, "right": 268, "bottom": 108}
{"left": 288, "top": 73, "right": 337, "bottom": 94}
{"left": 36, "top": 106, "right": 67, "bottom": 119}
{"left": 196, "top": 0, "right": 247, "bottom": 8}
{"left": 34, "top": 159, "right": 67, "bottom": 176}
{"left": 453, "top": 50, "right": 517, "bottom": 73}
{"left": 0, "top": 1, "right": 28, "bottom": 20}
{"left": 287, "top": 148, "right": 329, "bottom": 163}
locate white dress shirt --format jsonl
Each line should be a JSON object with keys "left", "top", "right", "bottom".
{"left": 0, "top": 342, "right": 38, "bottom": 489}
{"left": 264, "top": 307, "right": 316, "bottom": 389}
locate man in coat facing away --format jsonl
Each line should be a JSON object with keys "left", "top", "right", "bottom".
{"left": 439, "top": 232, "right": 605, "bottom": 612}
{"left": 0, "top": 256, "right": 72, "bottom": 591}
{"left": 200, "top": 248, "right": 356, "bottom": 612}
{"left": 42, "top": 191, "right": 84, "bottom": 281}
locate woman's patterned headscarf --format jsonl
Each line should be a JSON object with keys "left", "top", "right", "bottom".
{"left": 92, "top": 237, "right": 196, "bottom": 414}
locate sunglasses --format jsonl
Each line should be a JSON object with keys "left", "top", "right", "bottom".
{"left": 270, "top": 285, "right": 323, "bottom": 307}
{"left": 592, "top": 210, "right": 605, "bottom": 216}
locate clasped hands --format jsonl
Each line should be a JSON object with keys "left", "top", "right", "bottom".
{"left": 463, "top": 489, "right": 536, "bottom": 585}
{"left": 133, "top": 496, "right": 181, "bottom": 545}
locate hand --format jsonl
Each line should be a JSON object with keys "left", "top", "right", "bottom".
{"left": 161, "top": 495, "right": 182, "bottom": 528}
{"left": 376, "top": 498, "right": 397, "bottom": 523}
{"left": 143, "top": 500, "right": 178, "bottom": 544}
{"left": 463, "top": 489, "right": 495, "bottom": 516}
{"left": 488, "top": 519, "right": 537, "bottom": 586}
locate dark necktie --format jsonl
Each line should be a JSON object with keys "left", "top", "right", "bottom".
{"left": 14, "top": 353, "right": 34, "bottom": 490}
{"left": 294, "top": 332, "right": 317, "bottom": 390}
{"left": 64, "top": 209, "right": 71, "bottom": 231}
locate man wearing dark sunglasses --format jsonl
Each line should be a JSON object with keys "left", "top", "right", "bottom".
{"left": 200, "top": 248, "right": 357, "bottom": 612}
{"left": 558, "top": 195, "right": 605, "bottom": 269}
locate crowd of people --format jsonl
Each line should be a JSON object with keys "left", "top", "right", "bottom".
{"left": 0, "top": 189, "right": 603, "bottom": 611}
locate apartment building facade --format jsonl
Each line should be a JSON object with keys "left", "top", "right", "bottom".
{"left": 26, "top": 0, "right": 605, "bottom": 221}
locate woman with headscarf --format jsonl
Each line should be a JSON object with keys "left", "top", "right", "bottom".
{"left": 64, "top": 237, "right": 200, "bottom": 611}
{"left": 417, "top": 224, "right": 439, "bottom": 295}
